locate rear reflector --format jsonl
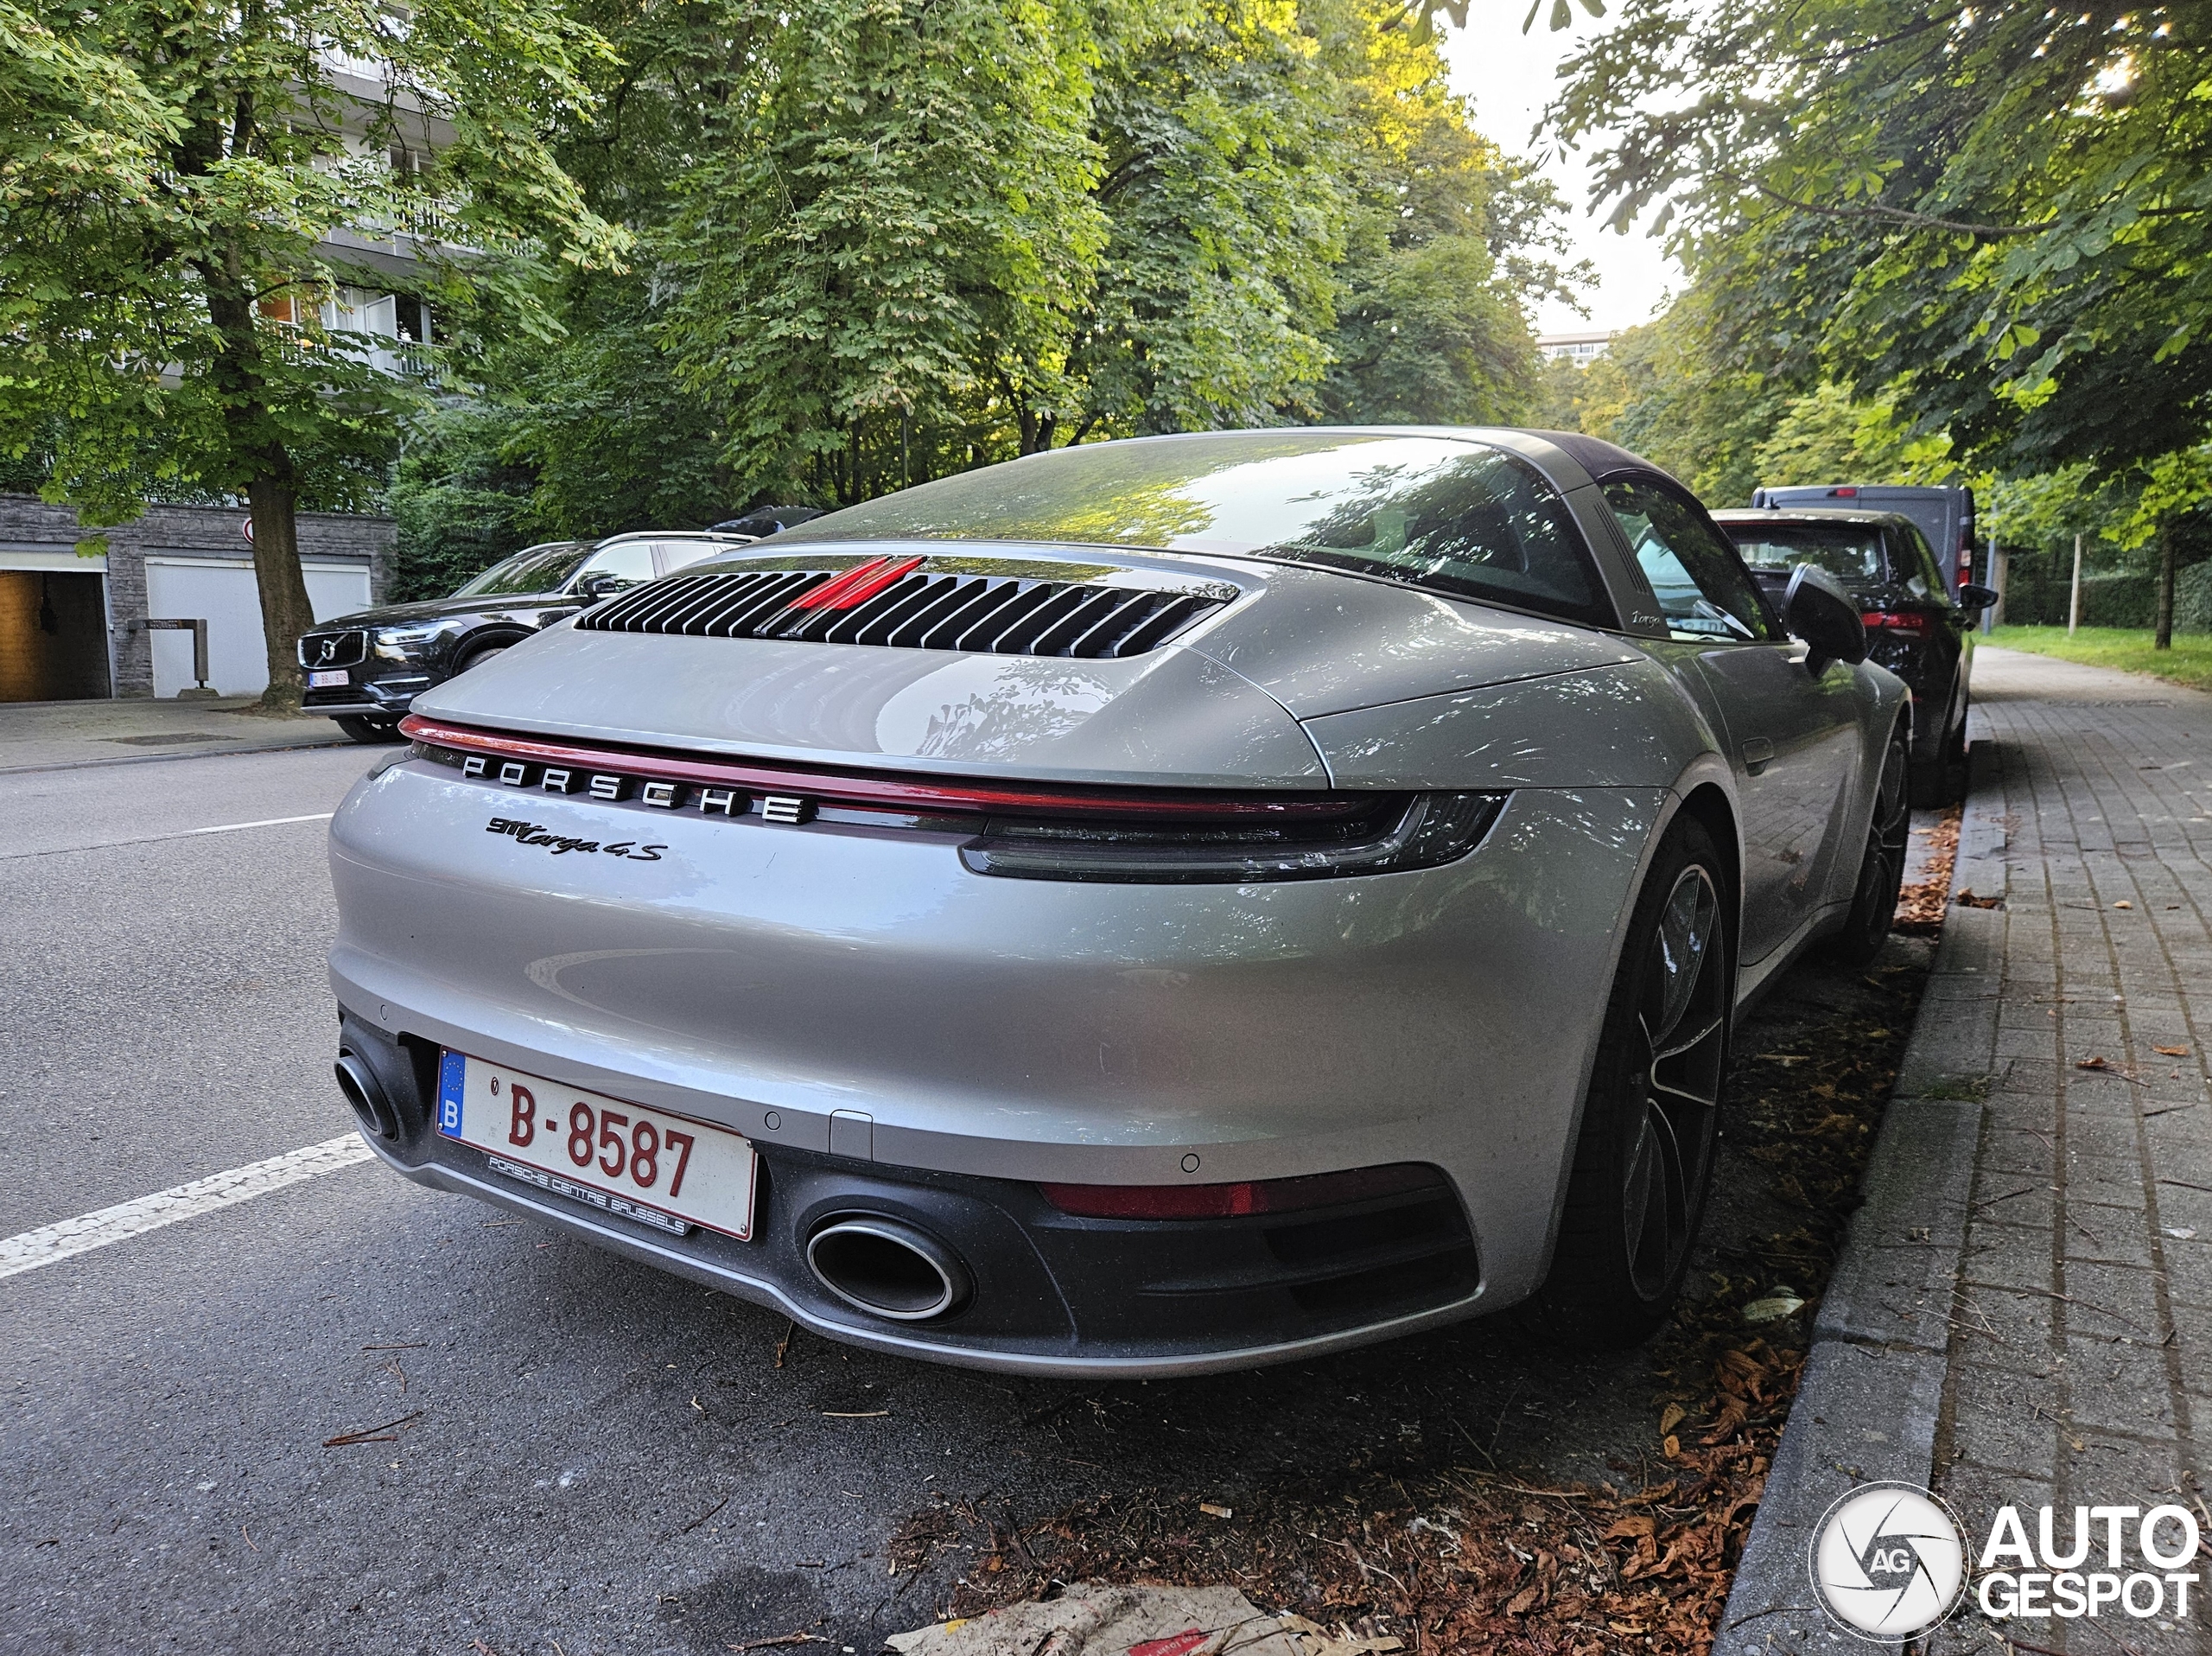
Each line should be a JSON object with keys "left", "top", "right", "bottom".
{"left": 1039, "top": 1162, "right": 1446, "bottom": 1220}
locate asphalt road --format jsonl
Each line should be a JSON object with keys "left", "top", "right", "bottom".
{"left": 0, "top": 742, "right": 1930, "bottom": 1656}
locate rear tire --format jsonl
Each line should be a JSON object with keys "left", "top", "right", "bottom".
{"left": 1829, "top": 723, "right": 1911, "bottom": 966}
{"left": 334, "top": 715, "right": 404, "bottom": 745}
{"left": 1521, "top": 816, "right": 1732, "bottom": 1349}
{"left": 1912, "top": 699, "right": 1968, "bottom": 806}
{"left": 1938, "top": 695, "right": 1969, "bottom": 798}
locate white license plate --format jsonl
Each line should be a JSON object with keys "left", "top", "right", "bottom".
{"left": 308, "top": 669, "right": 351, "bottom": 688}
{"left": 435, "top": 1053, "right": 756, "bottom": 1240}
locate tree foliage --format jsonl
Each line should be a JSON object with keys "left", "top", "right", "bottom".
{"left": 0, "top": 0, "right": 625, "bottom": 696}
{"left": 427, "top": 0, "right": 1573, "bottom": 541}
{"left": 1552, "top": 0, "right": 2212, "bottom": 482}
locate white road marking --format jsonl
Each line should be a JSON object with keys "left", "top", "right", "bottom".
{"left": 1, "top": 812, "right": 334, "bottom": 861}
{"left": 0, "top": 1135, "right": 374, "bottom": 1280}
{"left": 183, "top": 812, "right": 336, "bottom": 835}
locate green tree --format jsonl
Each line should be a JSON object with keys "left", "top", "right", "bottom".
{"left": 383, "top": 406, "right": 539, "bottom": 602}
{"left": 658, "top": 0, "right": 1107, "bottom": 506}
{"left": 0, "top": 0, "right": 625, "bottom": 704}
{"left": 382, "top": 0, "right": 1583, "bottom": 562}
{"left": 1551, "top": 0, "right": 2212, "bottom": 486}
{"left": 1750, "top": 382, "right": 1955, "bottom": 489}
{"left": 1059, "top": 0, "right": 1347, "bottom": 442}
{"left": 1313, "top": 0, "right": 1567, "bottom": 424}
{"left": 1551, "top": 291, "right": 1781, "bottom": 506}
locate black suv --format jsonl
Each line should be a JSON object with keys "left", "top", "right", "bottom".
{"left": 298, "top": 531, "right": 751, "bottom": 742}
{"left": 1714, "top": 506, "right": 1997, "bottom": 800}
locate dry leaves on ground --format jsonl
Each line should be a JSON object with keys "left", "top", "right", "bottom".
{"left": 1893, "top": 808, "right": 1961, "bottom": 934}
{"left": 897, "top": 1343, "right": 1796, "bottom": 1656}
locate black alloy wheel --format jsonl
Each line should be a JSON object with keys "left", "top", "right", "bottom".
{"left": 1829, "top": 723, "right": 1911, "bottom": 966}
{"left": 334, "top": 715, "right": 405, "bottom": 745}
{"left": 1522, "top": 816, "right": 1732, "bottom": 1347}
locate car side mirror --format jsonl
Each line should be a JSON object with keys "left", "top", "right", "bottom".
{"left": 574, "top": 571, "right": 629, "bottom": 602}
{"left": 1958, "top": 583, "right": 1999, "bottom": 615}
{"left": 1784, "top": 564, "right": 1868, "bottom": 675}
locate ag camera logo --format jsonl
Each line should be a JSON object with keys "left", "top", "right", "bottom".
{"left": 1808, "top": 1482, "right": 1968, "bottom": 1640}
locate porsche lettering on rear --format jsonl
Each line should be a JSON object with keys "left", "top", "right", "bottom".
{"left": 461, "top": 752, "right": 814, "bottom": 825}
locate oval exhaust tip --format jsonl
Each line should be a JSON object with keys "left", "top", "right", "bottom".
{"left": 805, "top": 1218, "right": 969, "bottom": 1322}
{"left": 334, "top": 1052, "right": 400, "bottom": 1140}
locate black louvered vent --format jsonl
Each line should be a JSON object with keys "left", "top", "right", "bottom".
{"left": 575, "top": 568, "right": 1232, "bottom": 659}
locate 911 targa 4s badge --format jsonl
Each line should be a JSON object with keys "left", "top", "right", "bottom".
{"left": 324, "top": 426, "right": 1908, "bottom": 1375}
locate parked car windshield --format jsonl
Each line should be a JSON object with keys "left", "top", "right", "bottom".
{"left": 1726, "top": 523, "right": 1888, "bottom": 588}
{"left": 776, "top": 433, "right": 1612, "bottom": 627}
{"left": 452, "top": 540, "right": 594, "bottom": 598}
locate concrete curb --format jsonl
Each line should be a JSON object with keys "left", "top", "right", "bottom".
{"left": 1713, "top": 743, "right": 2010, "bottom": 1653}
{"left": 0, "top": 734, "right": 355, "bottom": 775}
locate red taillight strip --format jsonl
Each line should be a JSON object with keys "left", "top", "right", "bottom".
{"left": 398, "top": 713, "right": 1371, "bottom": 822}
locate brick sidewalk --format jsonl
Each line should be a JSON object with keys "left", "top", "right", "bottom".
{"left": 1718, "top": 646, "right": 2212, "bottom": 1654}
{"left": 1928, "top": 647, "right": 2212, "bottom": 1653}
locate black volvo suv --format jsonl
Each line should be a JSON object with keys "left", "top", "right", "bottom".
{"left": 297, "top": 531, "right": 748, "bottom": 742}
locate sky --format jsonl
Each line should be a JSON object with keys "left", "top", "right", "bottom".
{"left": 1441, "top": 14, "right": 1686, "bottom": 337}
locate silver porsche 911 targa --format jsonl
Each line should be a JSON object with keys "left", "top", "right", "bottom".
{"left": 326, "top": 428, "right": 1909, "bottom": 1373}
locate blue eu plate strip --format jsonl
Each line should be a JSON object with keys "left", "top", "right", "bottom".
{"left": 437, "top": 1050, "right": 466, "bottom": 1137}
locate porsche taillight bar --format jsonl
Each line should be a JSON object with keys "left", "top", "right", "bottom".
{"left": 397, "top": 713, "right": 1370, "bottom": 823}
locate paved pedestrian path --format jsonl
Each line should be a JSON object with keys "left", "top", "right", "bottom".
{"left": 1721, "top": 646, "right": 2212, "bottom": 1653}
{"left": 1929, "top": 647, "right": 2212, "bottom": 1652}
{"left": 0, "top": 694, "right": 352, "bottom": 773}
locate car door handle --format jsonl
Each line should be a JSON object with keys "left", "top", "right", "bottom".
{"left": 1741, "top": 738, "right": 1776, "bottom": 774}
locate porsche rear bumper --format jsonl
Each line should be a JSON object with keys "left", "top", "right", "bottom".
{"left": 327, "top": 751, "right": 1665, "bottom": 1372}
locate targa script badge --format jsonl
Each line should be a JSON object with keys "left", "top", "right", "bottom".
{"left": 486, "top": 818, "right": 665, "bottom": 861}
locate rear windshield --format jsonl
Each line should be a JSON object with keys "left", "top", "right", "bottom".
{"left": 777, "top": 433, "right": 1612, "bottom": 627}
{"left": 1725, "top": 523, "right": 1888, "bottom": 587}
{"left": 452, "top": 540, "right": 593, "bottom": 598}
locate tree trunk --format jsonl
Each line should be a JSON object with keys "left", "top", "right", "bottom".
{"left": 247, "top": 474, "right": 315, "bottom": 708}
{"left": 2157, "top": 519, "right": 2177, "bottom": 651}
{"left": 195, "top": 217, "right": 315, "bottom": 710}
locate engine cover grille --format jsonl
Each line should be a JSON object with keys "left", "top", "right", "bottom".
{"left": 575, "top": 564, "right": 1233, "bottom": 659}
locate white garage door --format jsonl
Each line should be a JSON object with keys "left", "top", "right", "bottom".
{"left": 143, "top": 558, "right": 374, "bottom": 697}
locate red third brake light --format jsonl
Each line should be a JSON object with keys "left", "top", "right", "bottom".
{"left": 1861, "top": 609, "right": 1933, "bottom": 639}
{"left": 1039, "top": 1162, "right": 1443, "bottom": 1220}
{"left": 789, "top": 555, "right": 925, "bottom": 611}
